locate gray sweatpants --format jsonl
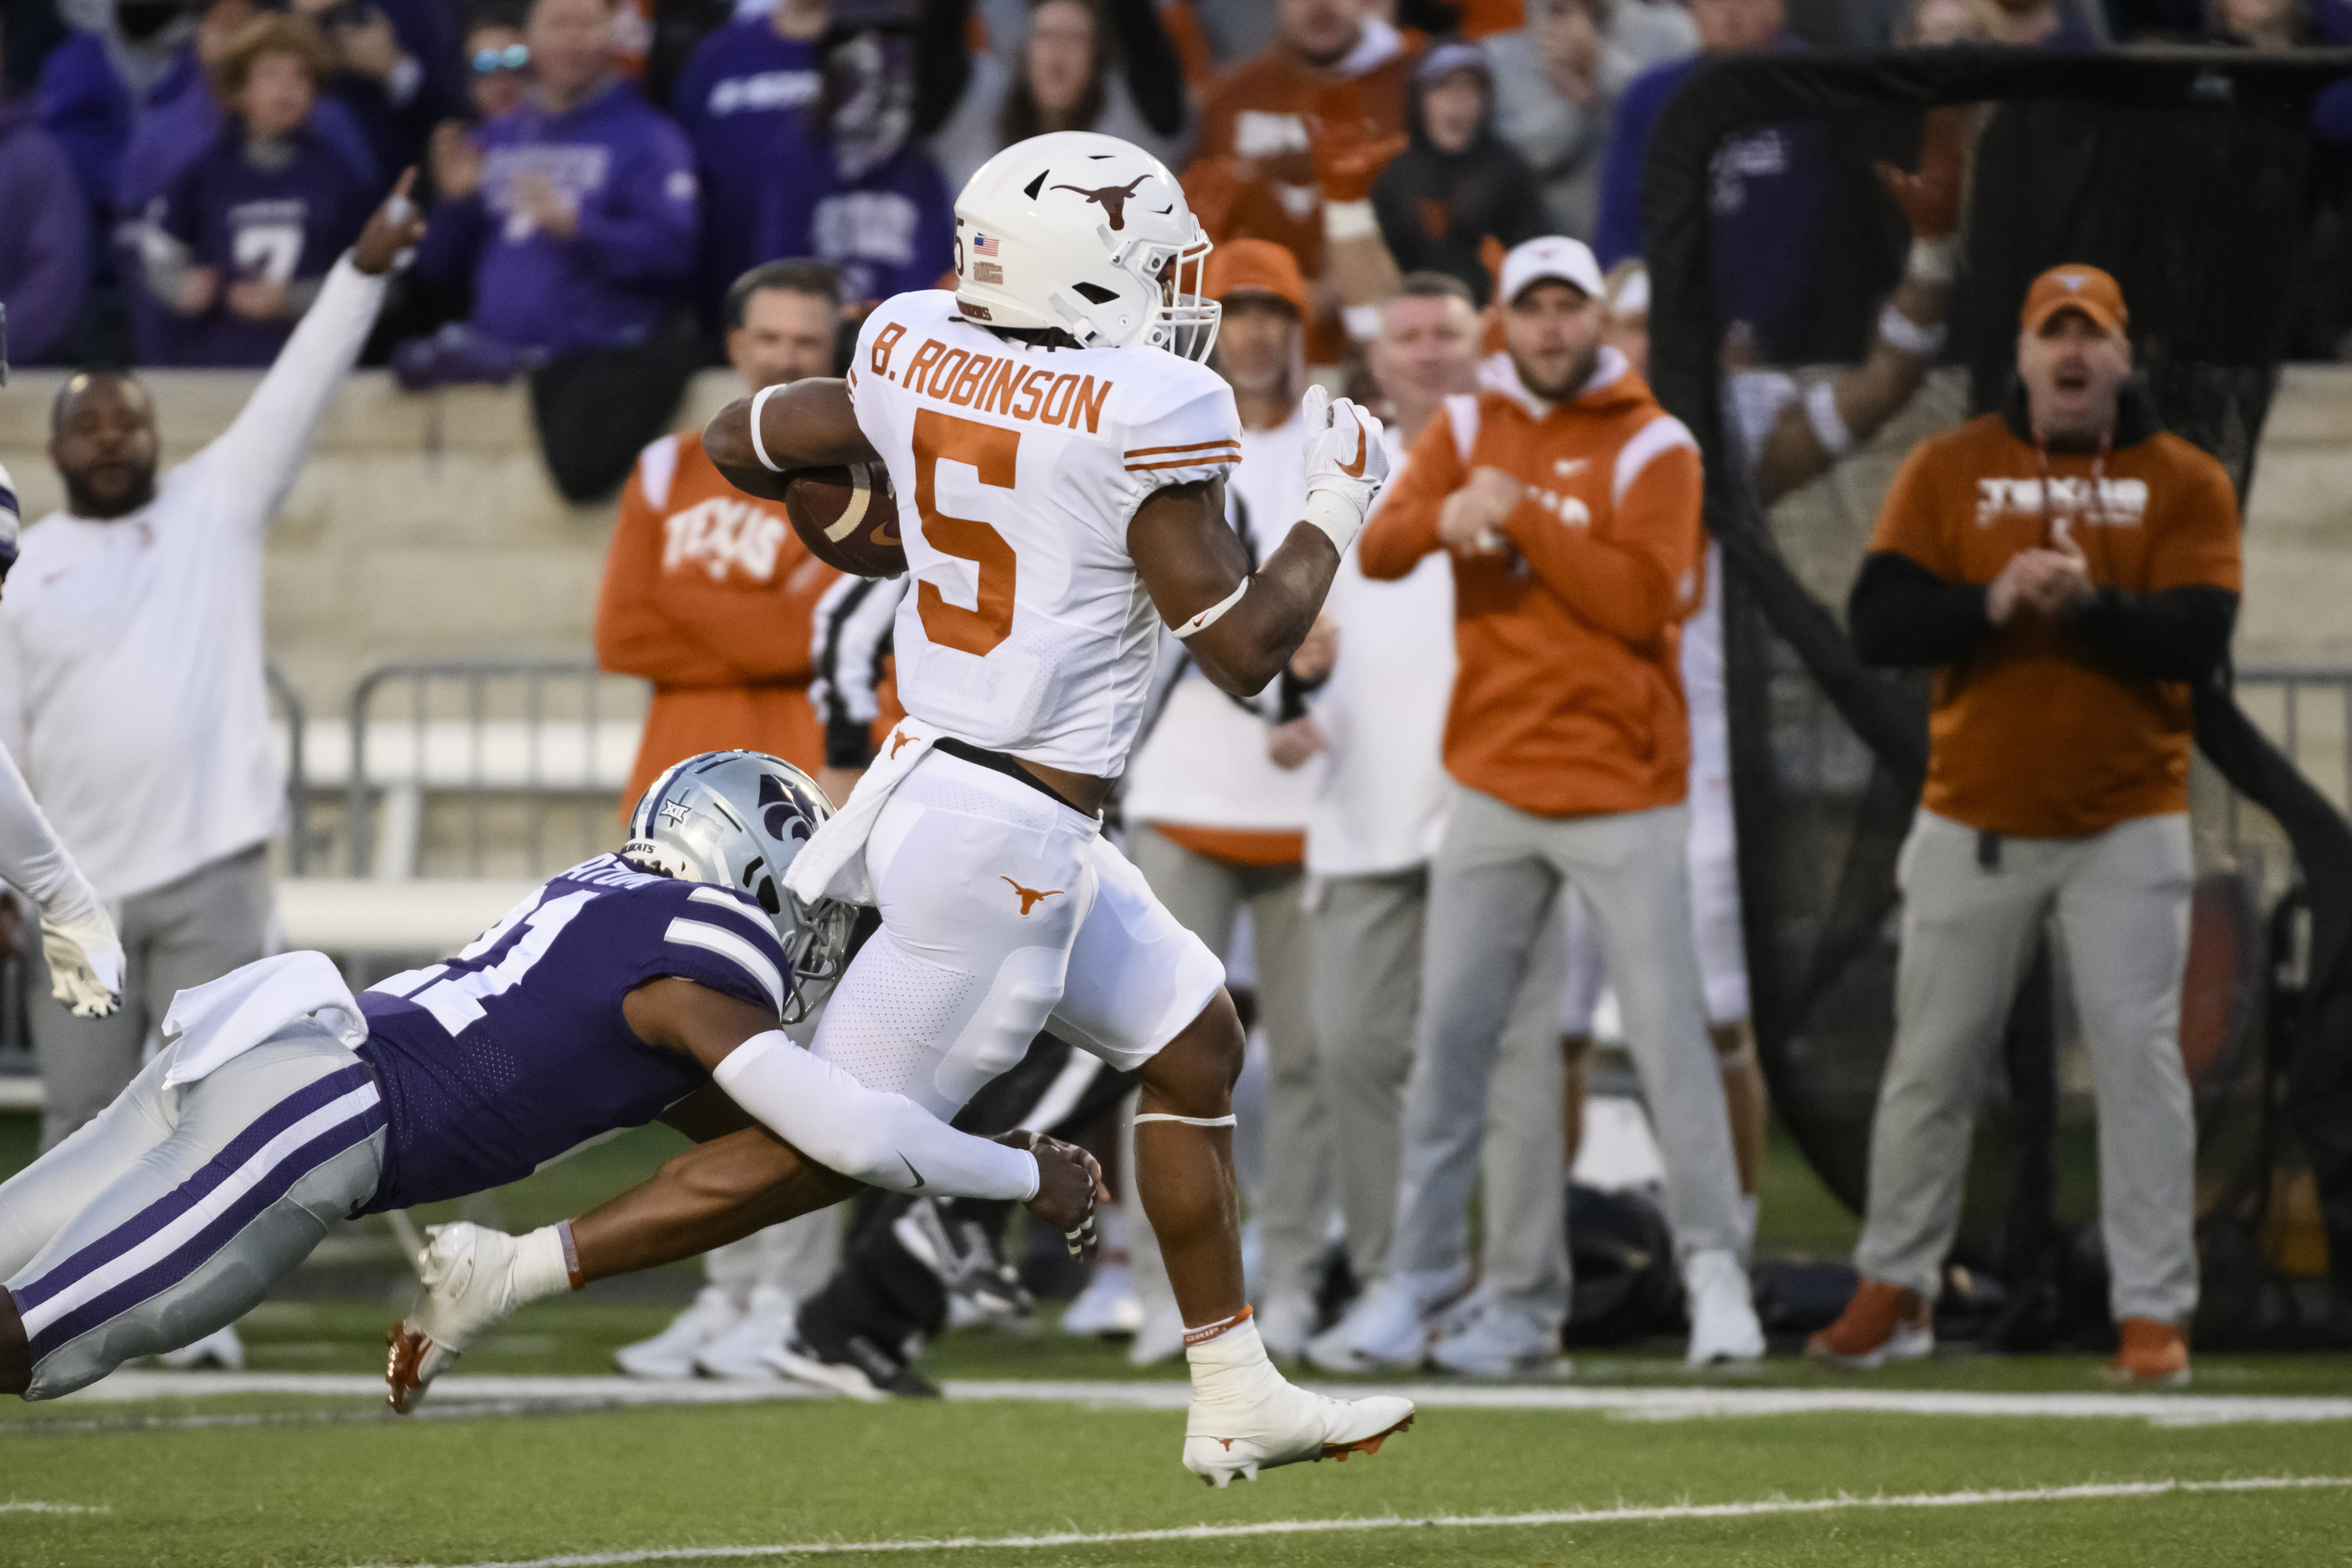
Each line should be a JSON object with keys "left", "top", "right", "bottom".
{"left": 0, "top": 1023, "right": 384, "bottom": 1400}
{"left": 1127, "top": 826, "right": 1329, "bottom": 1310}
{"left": 1390, "top": 787, "right": 1746, "bottom": 1333}
{"left": 1856, "top": 809, "right": 2198, "bottom": 1324}
{"left": 31, "top": 844, "right": 274, "bottom": 1150}
{"left": 1311, "top": 864, "right": 1566, "bottom": 1285}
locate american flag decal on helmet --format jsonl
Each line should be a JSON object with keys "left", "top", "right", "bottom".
{"left": 973, "top": 235, "right": 1001, "bottom": 257}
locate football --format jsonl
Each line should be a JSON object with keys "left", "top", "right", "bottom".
{"left": 783, "top": 460, "right": 906, "bottom": 578}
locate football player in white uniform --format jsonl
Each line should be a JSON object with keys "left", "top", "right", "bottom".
{"left": 706, "top": 131, "right": 1408, "bottom": 1487}
{"left": 387, "top": 132, "right": 1409, "bottom": 1486}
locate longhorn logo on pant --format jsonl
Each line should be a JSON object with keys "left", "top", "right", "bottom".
{"left": 1002, "top": 877, "right": 1064, "bottom": 915}
{"left": 1052, "top": 175, "right": 1149, "bottom": 230}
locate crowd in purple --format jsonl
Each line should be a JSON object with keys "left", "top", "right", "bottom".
{"left": 3, "top": 0, "right": 2350, "bottom": 375}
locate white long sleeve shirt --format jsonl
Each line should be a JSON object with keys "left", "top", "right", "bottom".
{"left": 1303, "top": 424, "right": 1457, "bottom": 879}
{"left": 0, "top": 257, "right": 385, "bottom": 902}
{"left": 1122, "top": 411, "right": 1326, "bottom": 837}
{"left": 0, "top": 741, "right": 105, "bottom": 928}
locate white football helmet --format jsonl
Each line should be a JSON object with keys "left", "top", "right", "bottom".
{"left": 951, "top": 130, "right": 1219, "bottom": 362}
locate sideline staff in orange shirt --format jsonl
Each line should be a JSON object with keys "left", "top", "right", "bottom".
{"left": 1810, "top": 266, "right": 2241, "bottom": 1387}
{"left": 1344, "top": 236, "right": 1762, "bottom": 1373}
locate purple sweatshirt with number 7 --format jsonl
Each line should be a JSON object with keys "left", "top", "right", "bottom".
{"left": 416, "top": 78, "right": 699, "bottom": 354}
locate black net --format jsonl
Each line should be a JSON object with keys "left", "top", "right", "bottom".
{"left": 1642, "top": 47, "right": 2352, "bottom": 1344}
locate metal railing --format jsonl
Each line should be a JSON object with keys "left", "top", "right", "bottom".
{"left": 2234, "top": 665, "right": 2352, "bottom": 813}
{"left": 341, "top": 660, "right": 646, "bottom": 879}
{"left": 266, "top": 662, "right": 312, "bottom": 874}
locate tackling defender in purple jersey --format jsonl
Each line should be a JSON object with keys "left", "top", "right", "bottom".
{"left": 0, "top": 752, "right": 1098, "bottom": 1403}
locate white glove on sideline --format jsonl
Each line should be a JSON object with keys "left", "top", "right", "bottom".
{"left": 1298, "top": 384, "right": 1390, "bottom": 555}
{"left": 42, "top": 909, "right": 125, "bottom": 1018}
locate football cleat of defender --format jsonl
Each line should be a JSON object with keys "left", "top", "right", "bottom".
{"left": 386, "top": 1222, "right": 567, "bottom": 1412}
{"left": 1179, "top": 1319, "right": 1417, "bottom": 1488}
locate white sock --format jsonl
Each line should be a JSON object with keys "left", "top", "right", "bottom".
{"left": 1186, "top": 1315, "right": 1283, "bottom": 1403}
{"left": 512, "top": 1225, "right": 575, "bottom": 1305}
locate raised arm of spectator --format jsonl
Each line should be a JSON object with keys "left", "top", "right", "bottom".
{"left": 190, "top": 174, "right": 425, "bottom": 536}
{"left": 1753, "top": 109, "right": 1966, "bottom": 506}
{"left": 1500, "top": 423, "right": 1701, "bottom": 648}
{"left": 570, "top": 122, "right": 701, "bottom": 286}
{"left": 1105, "top": 0, "right": 1190, "bottom": 139}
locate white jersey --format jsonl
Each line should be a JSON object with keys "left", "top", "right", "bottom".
{"left": 849, "top": 290, "right": 1241, "bottom": 777}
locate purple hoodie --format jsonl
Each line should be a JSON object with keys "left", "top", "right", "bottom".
{"left": 36, "top": 27, "right": 199, "bottom": 227}
{"left": 416, "top": 78, "right": 699, "bottom": 354}
{"left": 0, "top": 100, "right": 91, "bottom": 364}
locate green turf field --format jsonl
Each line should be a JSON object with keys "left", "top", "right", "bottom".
{"left": 6, "top": 1115, "right": 2348, "bottom": 1567}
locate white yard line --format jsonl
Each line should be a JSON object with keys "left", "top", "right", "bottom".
{"left": 349, "top": 1474, "right": 2352, "bottom": 1568}
{"left": 53, "top": 1372, "right": 2352, "bottom": 1429}
{"left": 0, "top": 1500, "right": 108, "bottom": 1514}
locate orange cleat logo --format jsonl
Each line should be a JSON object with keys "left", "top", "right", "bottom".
{"left": 889, "top": 729, "right": 915, "bottom": 759}
{"left": 1002, "top": 877, "right": 1064, "bottom": 915}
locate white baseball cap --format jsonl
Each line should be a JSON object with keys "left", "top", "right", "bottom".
{"left": 1499, "top": 236, "right": 1606, "bottom": 306}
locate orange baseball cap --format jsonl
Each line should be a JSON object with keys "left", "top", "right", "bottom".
{"left": 1205, "top": 238, "right": 1309, "bottom": 318}
{"left": 2021, "top": 264, "right": 2128, "bottom": 337}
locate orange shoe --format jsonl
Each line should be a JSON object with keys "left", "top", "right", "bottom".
{"left": 1806, "top": 1279, "right": 1933, "bottom": 1369}
{"left": 2109, "top": 1318, "right": 2190, "bottom": 1387}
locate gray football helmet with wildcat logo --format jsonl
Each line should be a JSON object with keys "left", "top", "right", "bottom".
{"left": 621, "top": 750, "right": 854, "bottom": 1025}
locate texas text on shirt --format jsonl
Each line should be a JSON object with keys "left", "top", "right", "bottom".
{"left": 598, "top": 428, "right": 843, "bottom": 804}
{"left": 1862, "top": 390, "right": 2243, "bottom": 840}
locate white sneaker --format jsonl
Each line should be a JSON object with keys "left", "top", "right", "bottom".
{"left": 1061, "top": 1261, "right": 1144, "bottom": 1337}
{"left": 1127, "top": 1293, "right": 1186, "bottom": 1367}
{"left": 1683, "top": 1247, "right": 1766, "bottom": 1367}
{"left": 693, "top": 1286, "right": 795, "bottom": 1380}
{"left": 1331, "top": 1267, "right": 1467, "bottom": 1370}
{"left": 1303, "top": 1319, "right": 1373, "bottom": 1374}
{"left": 1182, "top": 1321, "right": 1415, "bottom": 1488}
{"left": 615, "top": 1287, "right": 743, "bottom": 1380}
{"left": 158, "top": 1322, "right": 244, "bottom": 1372}
{"left": 1428, "top": 1303, "right": 1567, "bottom": 1377}
{"left": 1256, "top": 1292, "right": 1318, "bottom": 1361}
{"left": 386, "top": 1223, "right": 563, "bottom": 1412}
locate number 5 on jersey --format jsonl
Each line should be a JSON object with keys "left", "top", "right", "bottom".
{"left": 913, "top": 410, "right": 1020, "bottom": 657}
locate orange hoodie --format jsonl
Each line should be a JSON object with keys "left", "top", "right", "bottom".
{"left": 1357, "top": 352, "right": 1705, "bottom": 819}
{"left": 596, "top": 431, "right": 840, "bottom": 806}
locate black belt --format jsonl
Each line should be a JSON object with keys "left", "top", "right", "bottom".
{"left": 932, "top": 737, "right": 1096, "bottom": 817}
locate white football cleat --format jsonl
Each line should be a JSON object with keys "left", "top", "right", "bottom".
{"left": 1427, "top": 1301, "right": 1568, "bottom": 1377}
{"left": 1182, "top": 1374, "right": 1416, "bottom": 1488}
{"left": 693, "top": 1286, "right": 794, "bottom": 1381}
{"left": 616, "top": 1286, "right": 742, "bottom": 1379}
{"left": 1683, "top": 1247, "right": 1766, "bottom": 1367}
{"left": 158, "top": 1322, "right": 245, "bottom": 1371}
{"left": 386, "top": 1223, "right": 556, "bottom": 1412}
{"left": 1060, "top": 1261, "right": 1143, "bottom": 1337}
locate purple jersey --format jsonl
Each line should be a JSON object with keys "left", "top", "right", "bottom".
{"left": 354, "top": 854, "right": 792, "bottom": 1212}
{"left": 160, "top": 124, "right": 374, "bottom": 366}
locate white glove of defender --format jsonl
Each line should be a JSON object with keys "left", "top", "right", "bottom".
{"left": 1298, "top": 384, "right": 1390, "bottom": 555}
{"left": 41, "top": 909, "right": 124, "bottom": 1018}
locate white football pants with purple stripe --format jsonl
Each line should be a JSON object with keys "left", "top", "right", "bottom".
{"left": 0, "top": 1022, "right": 385, "bottom": 1399}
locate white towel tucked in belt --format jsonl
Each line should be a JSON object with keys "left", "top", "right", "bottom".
{"left": 160, "top": 950, "right": 369, "bottom": 1087}
{"left": 785, "top": 722, "right": 937, "bottom": 908}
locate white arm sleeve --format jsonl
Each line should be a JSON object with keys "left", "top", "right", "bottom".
{"left": 0, "top": 743, "right": 104, "bottom": 929}
{"left": 185, "top": 255, "right": 388, "bottom": 536}
{"left": 713, "top": 1031, "right": 1041, "bottom": 1201}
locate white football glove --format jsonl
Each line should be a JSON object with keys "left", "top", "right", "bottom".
{"left": 1298, "top": 384, "right": 1390, "bottom": 555}
{"left": 41, "top": 909, "right": 124, "bottom": 1018}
